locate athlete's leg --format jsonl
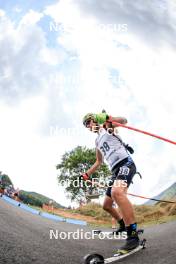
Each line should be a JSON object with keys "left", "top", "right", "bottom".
{"left": 111, "top": 163, "right": 139, "bottom": 250}
{"left": 111, "top": 180, "right": 135, "bottom": 226}
{"left": 103, "top": 195, "right": 122, "bottom": 220}
{"left": 111, "top": 217, "right": 116, "bottom": 229}
{"left": 112, "top": 180, "right": 140, "bottom": 250}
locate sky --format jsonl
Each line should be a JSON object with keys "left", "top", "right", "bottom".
{"left": 0, "top": 0, "right": 176, "bottom": 207}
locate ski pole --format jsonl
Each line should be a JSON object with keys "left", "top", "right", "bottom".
{"left": 111, "top": 122, "right": 176, "bottom": 145}
{"left": 127, "top": 193, "right": 176, "bottom": 203}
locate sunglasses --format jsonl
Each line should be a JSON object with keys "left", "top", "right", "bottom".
{"left": 85, "top": 119, "right": 92, "bottom": 127}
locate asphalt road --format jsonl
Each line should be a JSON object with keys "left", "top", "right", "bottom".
{"left": 0, "top": 198, "right": 176, "bottom": 264}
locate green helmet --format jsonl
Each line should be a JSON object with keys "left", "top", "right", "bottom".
{"left": 82, "top": 113, "right": 96, "bottom": 127}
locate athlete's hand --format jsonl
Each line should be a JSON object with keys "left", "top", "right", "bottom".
{"left": 82, "top": 173, "right": 89, "bottom": 181}
{"left": 103, "top": 116, "right": 114, "bottom": 130}
{"left": 107, "top": 115, "right": 113, "bottom": 123}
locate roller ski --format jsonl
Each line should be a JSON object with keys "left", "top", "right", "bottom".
{"left": 83, "top": 239, "right": 146, "bottom": 263}
{"left": 83, "top": 230, "right": 146, "bottom": 263}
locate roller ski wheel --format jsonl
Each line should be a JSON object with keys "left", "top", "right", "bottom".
{"left": 84, "top": 253, "right": 104, "bottom": 264}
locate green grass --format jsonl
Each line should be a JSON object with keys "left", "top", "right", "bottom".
{"left": 73, "top": 202, "right": 176, "bottom": 227}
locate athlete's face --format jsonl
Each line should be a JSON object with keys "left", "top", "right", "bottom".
{"left": 86, "top": 119, "right": 100, "bottom": 132}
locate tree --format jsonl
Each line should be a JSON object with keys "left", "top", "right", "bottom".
{"left": 18, "top": 191, "right": 65, "bottom": 208}
{"left": 19, "top": 191, "right": 43, "bottom": 207}
{"left": 0, "top": 172, "right": 13, "bottom": 189}
{"left": 56, "top": 146, "right": 110, "bottom": 203}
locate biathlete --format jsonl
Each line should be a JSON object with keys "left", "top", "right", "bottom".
{"left": 82, "top": 112, "right": 139, "bottom": 250}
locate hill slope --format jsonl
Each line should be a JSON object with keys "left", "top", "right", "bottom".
{"left": 19, "top": 190, "right": 65, "bottom": 208}
{"left": 145, "top": 182, "right": 176, "bottom": 205}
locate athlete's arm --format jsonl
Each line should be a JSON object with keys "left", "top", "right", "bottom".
{"left": 108, "top": 116, "right": 127, "bottom": 125}
{"left": 86, "top": 149, "right": 103, "bottom": 177}
{"left": 94, "top": 113, "right": 127, "bottom": 125}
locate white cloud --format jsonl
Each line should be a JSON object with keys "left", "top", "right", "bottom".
{"left": 0, "top": 96, "right": 78, "bottom": 207}
{"left": 0, "top": 15, "right": 47, "bottom": 102}
{"left": 0, "top": 9, "right": 5, "bottom": 17}
{"left": 0, "top": 0, "right": 176, "bottom": 207}
{"left": 40, "top": 47, "right": 66, "bottom": 65}
{"left": 13, "top": 7, "right": 23, "bottom": 13}
{"left": 19, "top": 9, "right": 43, "bottom": 26}
{"left": 0, "top": 10, "right": 73, "bottom": 206}
{"left": 74, "top": 0, "right": 176, "bottom": 48}
{"left": 45, "top": 0, "right": 176, "bottom": 204}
